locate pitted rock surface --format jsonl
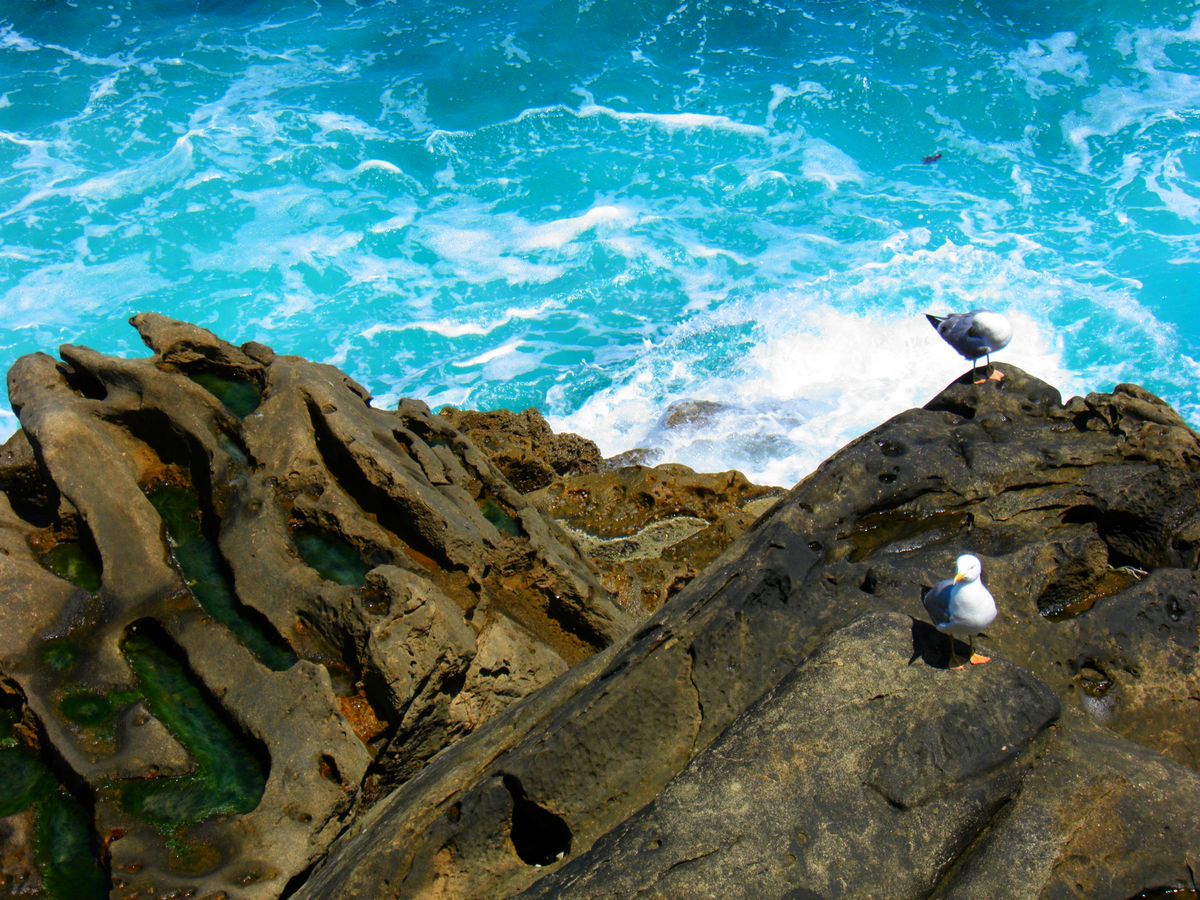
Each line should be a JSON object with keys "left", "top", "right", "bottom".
{"left": 0, "top": 314, "right": 629, "bottom": 897}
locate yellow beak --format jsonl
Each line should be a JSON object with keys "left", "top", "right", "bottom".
{"left": 953, "top": 572, "right": 967, "bottom": 583}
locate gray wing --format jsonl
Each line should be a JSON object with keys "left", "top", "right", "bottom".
{"left": 932, "top": 313, "right": 989, "bottom": 359}
{"left": 921, "top": 579, "right": 953, "bottom": 628}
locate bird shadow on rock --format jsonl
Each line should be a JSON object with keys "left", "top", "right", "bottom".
{"left": 909, "top": 618, "right": 973, "bottom": 670}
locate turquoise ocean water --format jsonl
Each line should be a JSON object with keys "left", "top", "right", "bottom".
{"left": 2, "top": 0, "right": 1198, "bottom": 486}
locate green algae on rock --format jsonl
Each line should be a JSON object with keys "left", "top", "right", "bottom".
{"left": 148, "top": 484, "right": 297, "bottom": 671}
{"left": 38, "top": 540, "right": 102, "bottom": 593}
{"left": 0, "top": 707, "right": 107, "bottom": 899}
{"left": 292, "top": 525, "right": 374, "bottom": 587}
{"left": 186, "top": 371, "right": 262, "bottom": 418}
{"left": 478, "top": 496, "right": 524, "bottom": 538}
{"left": 118, "top": 626, "right": 268, "bottom": 830}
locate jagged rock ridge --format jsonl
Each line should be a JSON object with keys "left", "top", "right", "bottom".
{"left": 299, "top": 364, "right": 1200, "bottom": 899}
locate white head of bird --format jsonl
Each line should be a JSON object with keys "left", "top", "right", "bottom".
{"left": 954, "top": 554, "right": 982, "bottom": 584}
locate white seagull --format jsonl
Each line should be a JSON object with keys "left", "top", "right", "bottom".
{"left": 921, "top": 554, "right": 997, "bottom": 669}
{"left": 925, "top": 310, "right": 1012, "bottom": 385}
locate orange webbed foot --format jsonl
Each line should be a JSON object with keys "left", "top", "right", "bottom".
{"left": 988, "top": 370, "right": 1005, "bottom": 382}
{"left": 969, "top": 652, "right": 991, "bottom": 665}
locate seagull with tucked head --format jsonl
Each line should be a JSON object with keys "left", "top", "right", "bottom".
{"left": 921, "top": 554, "right": 997, "bottom": 670}
{"left": 926, "top": 310, "right": 1012, "bottom": 385}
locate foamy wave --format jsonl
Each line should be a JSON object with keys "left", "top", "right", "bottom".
{"left": 517, "top": 204, "right": 639, "bottom": 251}
{"left": 1065, "top": 13, "right": 1200, "bottom": 172}
{"left": 1144, "top": 150, "right": 1200, "bottom": 223}
{"left": 578, "top": 102, "right": 769, "bottom": 138}
{"left": 550, "top": 239, "right": 1151, "bottom": 487}
{"left": 1007, "top": 32, "right": 1089, "bottom": 99}
{"left": 802, "top": 138, "right": 865, "bottom": 191}
{"left": 312, "top": 111, "right": 387, "bottom": 140}
{"left": 1, "top": 254, "right": 170, "bottom": 329}
{"left": 555, "top": 304, "right": 1078, "bottom": 488}
{"left": 360, "top": 300, "right": 559, "bottom": 340}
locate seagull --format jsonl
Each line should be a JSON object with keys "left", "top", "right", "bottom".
{"left": 921, "top": 554, "right": 997, "bottom": 670}
{"left": 925, "top": 310, "right": 1012, "bottom": 385}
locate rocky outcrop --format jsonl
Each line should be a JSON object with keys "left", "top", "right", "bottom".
{"left": 528, "top": 463, "right": 782, "bottom": 615}
{"left": 2, "top": 319, "right": 1198, "bottom": 900}
{"left": 442, "top": 409, "right": 784, "bottom": 617}
{"left": 299, "top": 364, "right": 1200, "bottom": 899}
{"left": 0, "top": 315, "right": 630, "bottom": 897}
{"left": 524, "top": 615, "right": 1196, "bottom": 898}
{"left": 438, "top": 407, "right": 606, "bottom": 493}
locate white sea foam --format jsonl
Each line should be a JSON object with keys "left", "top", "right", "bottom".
{"left": 577, "top": 100, "right": 768, "bottom": 138}
{"left": 1144, "top": 150, "right": 1200, "bottom": 223}
{"left": 801, "top": 138, "right": 865, "bottom": 191}
{"left": 422, "top": 224, "right": 565, "bottom": 285}
{"left": 1, "top": 254, "right": 170, "bottom": 330}
{"left": 312, "top": 111, "right": 387, "bottom": 140}
{"left": 360, "top": 300, "right": 558, "bottom": 340}
{"left": 0, "top": 26, "right": 38, "bottom": 52}
{"left": 71, "top": 132, "right": 195, "bottom": 202}
{"left": 1065, "top": 13, "right": 1200, "bottom": 172}
{"left": 1007, "top": 32, "right": 1089, "bottom": 99}
{"left": 517, "top": 204, "right": 638, "bottom": 251}
{"left": 766, "top": 80, "right": 831, "bottom": 127}
{"left": 499, "top": 34, "right": 531, "bottom": 64}
{"left": 552, "top": 240, "right": 1117, "bottom": 487}
{"left": 453, "top": 338, "right": 525, "bottom": 368}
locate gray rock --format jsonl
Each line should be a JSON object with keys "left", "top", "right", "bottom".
{"left": 300, "top": 364, "right": 1200, "bottom": 899}
{"left": 524, "top": 613, "right": 1060, "bottom": 898}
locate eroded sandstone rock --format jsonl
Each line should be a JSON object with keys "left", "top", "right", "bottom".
{"left": 0, "top": 315, "right": 630, "bottom": 897}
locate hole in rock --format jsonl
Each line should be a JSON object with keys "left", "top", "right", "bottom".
{"left": 104, "top": 409, "right": 203, "bottom": 479}
{"left": 1038, "top": 567, "right": 1139, "bottom": 621}
{"left": 502, "top": 774, "right": 571, "bottom": 867}
{"left": 1060, "top": 505, "right": 1159, "bottom": 570}
{"left": 0, "top": 440, "right": 60, "bottom": 528}
{"left": 318, "top": 753, "right": 342, "bottom": 785}
{"left": 1075, "top": 660, "right": 1114, "bottom": 698}
{"left": 118, "top": 620, "right": 269, "bottom": 829}
{"left": 479, "top": 496, "right": 523, "bottom": 537}
{"left": 186, "top": 369, "right": 262, "bottom": 418}
{"left": 859, "top": 569, "right": 878, "bottom": 595}
{"left": 292, "top": 525, "right": 375, "bottom": 587}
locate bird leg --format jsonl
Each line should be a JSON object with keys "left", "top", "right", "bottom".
{"left": 947, "top": 635, "right": 964, "bottom": 671}
{"left": 968, "top": 634, "right": 991, "bottom": 665}
{"left": 985, "top": 353, "right": 1005, "bottom": 382}
{"left": 972, "top": 359, "right": 986, "bottom": 385}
